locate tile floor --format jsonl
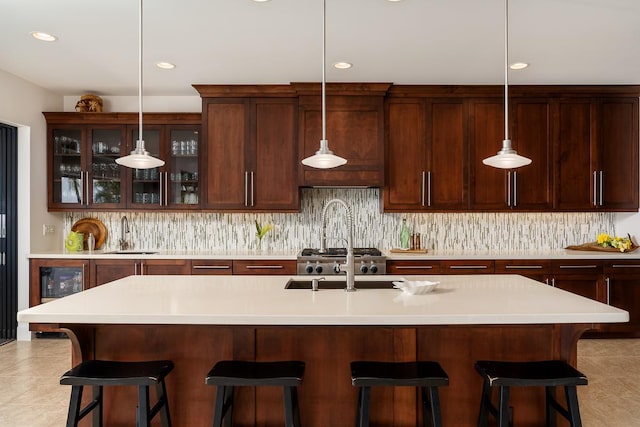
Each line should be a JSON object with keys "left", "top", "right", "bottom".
{"left": 0, "top": 337, "right": 638, "bottom": 426}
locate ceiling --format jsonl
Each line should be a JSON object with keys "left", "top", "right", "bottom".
{"left": 1, "top": 0, "right": 639, "bottom": 97}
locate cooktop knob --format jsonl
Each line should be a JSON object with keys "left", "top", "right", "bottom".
{"left": 370, "top": 263, "right": 378, "bottom": 274}
{"left": 360, "top": 262, "right": 368, "bottom": 274}
{"left": 305, "top": 262, "right": 314, "bottom": 274}
{"left": 315, "top": 264, "right": 324, "bottom": 273}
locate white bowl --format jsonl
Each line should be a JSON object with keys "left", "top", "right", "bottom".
{"left": 392, "top": 280, "right": 439, "bottom": 295}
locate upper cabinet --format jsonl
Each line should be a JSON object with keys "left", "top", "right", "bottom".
{"left": 45, "top": 112, "right": 201, "bottom": 212}
{"left": 553, "top": 96, "right": 639, "bottom": 211}
{"left": 294, "top": 83, "right": 390, "bottom": 187}
{"left": 385, "top": 95, "right": 467, "bottom": 211}
{"left": 196, "top": 85, "right": 299, "bottom": 211}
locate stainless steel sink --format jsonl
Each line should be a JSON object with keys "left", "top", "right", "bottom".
{"left": 285, "top": 279, "right": 395, "bottom": 290}
{"left": 104, "top": 250, "right": 159, "bottom": 255}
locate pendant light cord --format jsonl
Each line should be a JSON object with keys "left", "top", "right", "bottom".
{"left": 504, "top": 0, "right": 509, "bottom": 142}
{"left": 321, "top": 0, "right": 327, "bottom": 142}
{"left": 138, "top": 0, "right": 144, "bottom": 145}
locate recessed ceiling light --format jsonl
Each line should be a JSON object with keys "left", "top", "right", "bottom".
{"left": 252, "top": 0, "right": 271, "bottom": 2}
{"left": 333, "top": 62, "right": 353, "bottom": 70}
{"left": 30, "top": 31, "right": 57, "bottom": 42}
{"left": 509, "top": 62, "right": 529, "bottom": 70}
{"left": 156, "top": 62, "right": 176, "bottom": 70}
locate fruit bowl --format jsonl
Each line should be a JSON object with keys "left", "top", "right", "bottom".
{"left": 392, "top": 279, "right": 439, "bottom": 295}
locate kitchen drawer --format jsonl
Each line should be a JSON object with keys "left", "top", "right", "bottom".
{"left": 441, "top": 260, "right": 494, "bottom": 274}
{"left": 386, "top": 260, "right": 441, "bottom": 275}
{"left": 551, "top": 260, "right": 603, "bottom": 275}
{"left": 232, "top": 260, "right": 297, "bottom": 275}
{"left": 603, "top": 260, "right": 640, "bottom": 275}
{"left": 191, "top": 260, "right": 233, "bottom": 275}
{"left": 495, "top": 259, "right": 550, "bottom": 273}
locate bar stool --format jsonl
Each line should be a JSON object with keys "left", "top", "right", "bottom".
{"left": 60, "top": 359, "right": 174, "bottom": 427}
{"left": 205, "top": 360, "right": 305, "bottom": 427}
{"left": 350, "top": 361, "right": 449, "bottom": 427}
{"left": 475, "top": 360, "right": 588, "bottom": 427}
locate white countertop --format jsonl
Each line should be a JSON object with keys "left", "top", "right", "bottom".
{"left": 17, "top": 274, "right": 628, "bottom": 326}
{"left": 27, "top": 248, "right": 640, "bottom": 260}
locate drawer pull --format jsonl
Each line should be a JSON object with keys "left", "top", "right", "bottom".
{"left": 611, "top": 264, "right": 640, "bottom": 268}
{"left": 394, "top": 266, "right": 434, "bottom": 270}
{"left": 505, "top": 265, "right": 543, "bottom": 269}
{"left": 245, "top": 265, "right": 284, "bottom": 269}
{"left": 559, "top": 265, "right": 598, "bottom": 269}
{"left": 192, "top": 265, "right": 231, "bottom": 270}
{"left": 449, "top": 265, "right": 488, "bottom": 269}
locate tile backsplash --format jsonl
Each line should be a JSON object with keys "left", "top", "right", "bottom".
{"left": 64, "top": 188, "right": 614, "bottom": 252}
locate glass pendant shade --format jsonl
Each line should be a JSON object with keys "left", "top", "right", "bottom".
{"left": 301, "top": 140, "right": 347, "bottom": 168}
{"left": 482, "top": 139, "right": 532, "bottom": 169}
{"left": 301, "top": 0, "right": 347, "bottom": 170}
{"left": 116, "top": 0, "right": 164, "bottom": 170}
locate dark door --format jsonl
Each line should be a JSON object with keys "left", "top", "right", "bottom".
{"left": 0, "top": 124, "right": 17, "bottom": 341}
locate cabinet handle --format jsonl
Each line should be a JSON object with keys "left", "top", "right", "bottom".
{"left": 449, "top": 265, "right": 488, "bottom": 269}
{"left": 84, "top": 171, "right": 90, "bottom": 206}
{"left": 513, "top": 171, "right": 518, "bottom": 207}
{"left": 599, "top": 171, "right": 604, "bottom": 206}
{"left": 505, "top": 265, "right": 543, "bottom": 269}
{"left": 394, "top": 265, "right": 433, "bottom": 270}
{"left": 140, "top": 261, "right": 145, "bottom": 275}
{"left": 551, "top": 278, "right": 555, "bottom": 287}
{"left": 192, "top": 265, "right": 231, "bottom": 270}
{"left": 245, "top": 265, "right": 284, "bottom": 269}
{"left": 507, "top": 171, "right": 511, "bottom": 207}
{"left": 1, "top": 252, "right": 5, "bottom": 266}
{"left": 1, "top": 213, "right": 5, "bottom": 238}
{"left": 81, "top": 264, "right": 85, "bottom": 290}
{"left": 592, "top": 171, "right": 598, "bottom": 206}
{"left": 544, "top": 278, "right": 549, "bottom": 285}
{"left": 244, "top": 172, "right": 249, "bottom": 207}
{"left": 165, "top": 172, "right": 169, "bottom": 206}
{"left": 250, "top": 171, "right": 255, "bottom": 207}
{"left": 606, "top": 277, "right": 610, "bottom": 305}
{"left": 559, "top": 265, "right": 598, "bottom": 269}
{"left": 134, "top": 262, "right": 138, "bottom": 276}
{"left": 420, "top": 171, "right": 426, "bottom": 207}
{"left": 427, "top": 171, "right": 432, "bottom": 207}
{"left": 611, "top": 264, "right": 640, "bottom": 268}
{"left": 159, "top": 172, "right": 164, "bottom": 206}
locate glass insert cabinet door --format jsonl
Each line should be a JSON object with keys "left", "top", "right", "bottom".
{"left": 90, "top": 129, "right": 123, "bottom": 206}
{"left": 130, "top": 129, "right": 161, "bottom": 206}
{"left": 52, "top": 129, "right": 84, "bottom": 205}
{"left": 169, "top": 129, "right": 199, "bottom": 206}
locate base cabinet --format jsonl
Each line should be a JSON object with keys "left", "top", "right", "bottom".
{"left": 600, "top": 261, "right": 640, "bottom": 337}
{"left": 91, "top": 259, "right": 191, "bottom": 286}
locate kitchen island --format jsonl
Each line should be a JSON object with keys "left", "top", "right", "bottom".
{"left": 18, "top": 274, "right": 628, "bottom": 427}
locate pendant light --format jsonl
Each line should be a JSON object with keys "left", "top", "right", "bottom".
{"left": 301, "top": 0, "right": 347, "bottom": 169}
{"left": 482, "top": 0, "right": 531, "bottom": 170}
{"left": 116, "top": 0, "right": 164, "bottom": 169}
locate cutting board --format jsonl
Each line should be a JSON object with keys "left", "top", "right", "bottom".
{"left": 390, "top": 248, "right": 428, "bottom": 254}
{"left": 71, "top": 218, "right": 108, "bottom": 250}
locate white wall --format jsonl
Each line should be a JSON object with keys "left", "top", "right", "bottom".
{"left": 0, "top": 69, "right": 62, "bottom": 339}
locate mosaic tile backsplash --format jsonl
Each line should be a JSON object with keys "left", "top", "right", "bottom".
{"left": 64, "top": 189, "right": 615, "bottom": 252}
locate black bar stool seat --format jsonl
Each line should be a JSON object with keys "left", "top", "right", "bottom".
{"left": 60, "top": 359, "right": 174, "bottom": 427}
{"left": 205, "top": 360, "right": 305, "bottom": 427}
{"left": 351, "top": 361, "right": 449, "bottom": 427}
{"left": 475, "top": 360, "right": 588, "bottom": 427}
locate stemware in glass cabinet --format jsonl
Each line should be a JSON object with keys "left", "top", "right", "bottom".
{"left": 90, "top": 129, "right": 123, "bottom": 204}
{"left": 52, "top": 129, "right": 83, "bottom": 204}
{"left": 130, "top": 129, "right": 161, "bottom": 206}
{"left": 169, "top": 129, "right": 199, "bottom": 205}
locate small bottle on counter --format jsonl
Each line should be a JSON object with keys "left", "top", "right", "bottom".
{"left": 400, "top": 219, "right": 410, "bottom": 250}
{"left": 87, "top": 233, "right": 95, "bottom": 252}
{"left": 416, "top": 233, "right": 421, "bottom": 250}
{"left": 410, "top": 233, "right": 416, "bottom": 250}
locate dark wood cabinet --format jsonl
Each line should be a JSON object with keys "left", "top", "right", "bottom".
{"left": 600, "top": 260, "right": 640, "bottom": 337}
{"left": 295, "top": 83, "right": 389, "bottom": 187}
{"left": 45, "top": 113, "right": 201, "bottom": 212}
{"left": 91, "top": 258, "right": 191, "bottom": 286}
{"left": 549, "top": 260, "right": 603, "bottom": 301}
{"left": 384, "top": 98, "right": 467, "bottom": 211}
{"left": 200, "top": 93, "right": 299, "bottom": 211}
{"left": 553, "top": 97, "right": 639, "bottom": 211}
